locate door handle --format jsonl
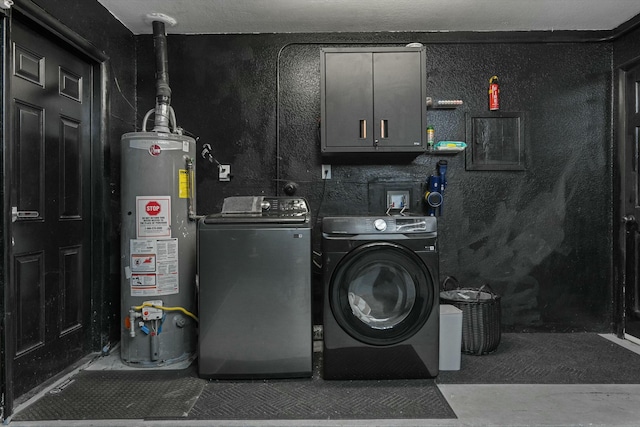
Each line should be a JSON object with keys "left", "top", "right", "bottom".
{"left": 359, "top": 120, "right": 367, "bottom": 139}
{"left": 12, "top": 206, "right": 39, "bottom": 222}
{"left": 623, "top": 214, "right": 638, "bottom": 233}
{"left": 380, "top": 119, "right": 388, "bottom": 139}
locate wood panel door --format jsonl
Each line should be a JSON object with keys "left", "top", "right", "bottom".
{"left": 621, "top": 61, "right": 640, "bottom": 341}
{"left": 7, "top": 17, "right": 92, "bottom": 398}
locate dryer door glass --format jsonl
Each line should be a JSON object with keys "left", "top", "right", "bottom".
{"left": 330, "top": 242, "right": 435, "bottom": 345}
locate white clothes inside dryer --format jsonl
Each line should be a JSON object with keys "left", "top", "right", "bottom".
{"left": 347, "top": 262, "right": 416, "bottom": 329}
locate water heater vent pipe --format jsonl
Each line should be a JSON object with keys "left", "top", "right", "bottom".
{"left": 152, "top": 20, "right": 172, "bottom": 133}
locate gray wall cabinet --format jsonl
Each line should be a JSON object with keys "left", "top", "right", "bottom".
{"left": 320, "top": 47, "right": 427, "bottom": 155}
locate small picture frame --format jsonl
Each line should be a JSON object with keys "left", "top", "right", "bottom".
{"left": 465, "top": 112, "right": 525, "bottom": 171}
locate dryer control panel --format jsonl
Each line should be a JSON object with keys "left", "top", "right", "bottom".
{"left": 323, "top": 216, "right": 437, "bottom": 234}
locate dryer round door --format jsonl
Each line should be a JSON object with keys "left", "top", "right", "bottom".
{"left": 329, "top": 241, "right": 435, "bottom": 346}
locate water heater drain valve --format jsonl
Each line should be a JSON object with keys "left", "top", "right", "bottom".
{"left": 128, "top": 309, "right": 141, "bottom": 337}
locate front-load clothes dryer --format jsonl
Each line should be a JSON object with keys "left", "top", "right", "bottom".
{"left": 322, "top": 216, "right": 439, "bottom": 380}
{"left": 198, "top": 196, "right": 312, "bottom": 379}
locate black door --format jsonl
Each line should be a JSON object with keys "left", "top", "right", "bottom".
{"left": 329, "top": 242, "right": 434, "bottom": 345}
{"left": 622, "top": 62, "right": 640, "bottom": 340}
{"left": 7, "top": 17, "right": 92, "bottom": 398}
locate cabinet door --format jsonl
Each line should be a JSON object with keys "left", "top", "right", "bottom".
{"left": 323, "top": 51, "right": 373, "bottom": 149}
{"left": 373, "top": 51, "right": 424, "bottom": 148}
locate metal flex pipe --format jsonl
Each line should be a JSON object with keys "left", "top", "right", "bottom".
{"left": 152, "top": 20, "right": 172, "bottom": 133}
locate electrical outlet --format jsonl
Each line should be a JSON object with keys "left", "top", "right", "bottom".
{"left": 219, "top": 164, "right": 231, "bottom": 181}
{"left": 322, "top": 164, "right": 331, "bottom": 179}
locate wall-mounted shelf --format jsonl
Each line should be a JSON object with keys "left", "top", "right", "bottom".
{"left": 428, "top": 142, "right": 466, "bottom": 155}
{"left": 426, "top": 98, "right": 465, "bottom": 154}
{"left": 428, "top": 148, "right": 466, "bottom": 155}
{"left": 426, "top": 97, "right": 464, "bottom": 109}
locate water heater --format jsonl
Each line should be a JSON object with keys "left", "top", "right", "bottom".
{"left": 120, "top": 18, "right": 198, "bottom": 366}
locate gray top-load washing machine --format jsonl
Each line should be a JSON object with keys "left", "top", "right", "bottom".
{"left": 197, "top": 196, "right": 312, "bottom": 379}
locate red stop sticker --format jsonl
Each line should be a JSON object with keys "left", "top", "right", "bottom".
{"left": 149, "top": 144, "right": 162, "bottom": 156}
{"left": 146, "top": 201, "right": 161, "bottom": 215}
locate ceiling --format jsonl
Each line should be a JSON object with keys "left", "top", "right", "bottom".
{"left": 96, "top": 0, "right": 640, "bottom": 35}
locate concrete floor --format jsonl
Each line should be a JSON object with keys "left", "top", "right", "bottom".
{"left": 7, "top": 334, "right": 640, "bottom": 427}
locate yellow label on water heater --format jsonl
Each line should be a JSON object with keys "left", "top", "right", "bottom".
{"left": 178, "top": 169, "right": 189, "bottom": 199}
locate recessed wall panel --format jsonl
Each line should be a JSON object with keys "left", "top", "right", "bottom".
{"left": 15, "top": 101, "right": 44, "bottom": 215}
{"left": 14, "top": 43, "right": 44, "bottom": 87}
{"left": 59, "top": 67, "right": 82, "bottom": 102}
{"left": 15, "top": 252, "right": 45, "bottom": 355}
{"left": 60, "top": 117, "right": 82, "bottom": 219}
{"left": 60, "top": 246, "right": 82, "bottom": 334}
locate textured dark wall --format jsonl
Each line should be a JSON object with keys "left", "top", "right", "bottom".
{"left": 137, "top": 32, "right": 614, "bottom": 332}
{"left": 29, "top": 0, "right": 136, "bottom": 348}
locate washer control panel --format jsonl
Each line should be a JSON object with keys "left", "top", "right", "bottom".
{"left": 323, "top": 216, "right": 437, "bottom": 234}
{"left": 262, "top": 197, "right": 309, "bottom": 217}
{"left": 207, "top": 196, "right": 310, "bottom": 224}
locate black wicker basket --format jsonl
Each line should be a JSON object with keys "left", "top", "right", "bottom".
{"left": 440, "top": 276, "right": 501, "bottom": 355}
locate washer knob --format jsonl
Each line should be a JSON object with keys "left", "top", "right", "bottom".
{"left": 373, "top": 218, "right": 387, "bottom": 231}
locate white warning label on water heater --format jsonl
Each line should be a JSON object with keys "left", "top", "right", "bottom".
{"left": 129, "top": 238, "right": 179, "bottom": 296}
{"left": 136, "top": 196, "right": 171, "bottom": 238}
